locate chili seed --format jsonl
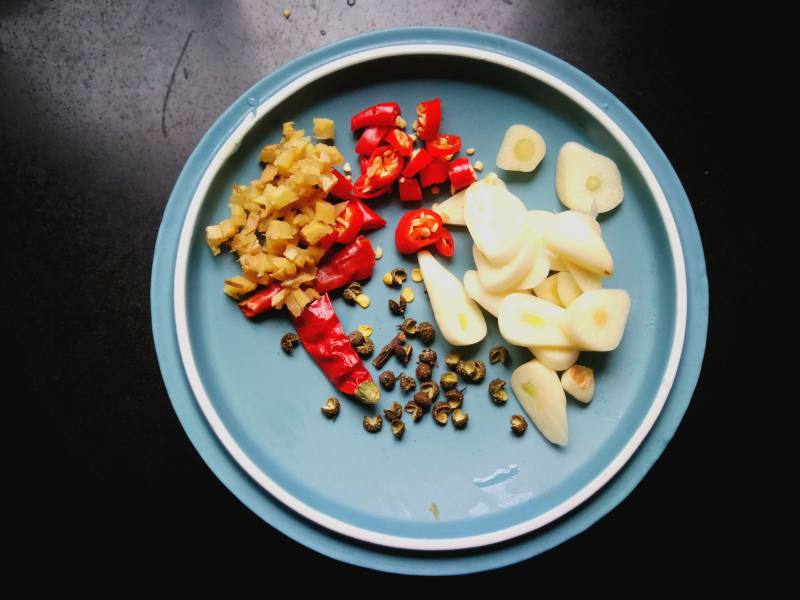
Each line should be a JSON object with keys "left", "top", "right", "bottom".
{"left": 355, "top": 293, "right": 371, "bottom": 308}
{"left": 401, "top": 287, "right": 414, "bottom": 303}
{"left": 411, "top": 268, "right": 423, "bottom": 282}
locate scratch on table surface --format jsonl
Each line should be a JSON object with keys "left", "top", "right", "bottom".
{"left": 161, "top": 30, "right": 194, "bottom": 137}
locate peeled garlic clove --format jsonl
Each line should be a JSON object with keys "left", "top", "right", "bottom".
{"left": 464, "top": 182, "right": 528, "bottom": 266}
{"left": 498, "top": 293, "right": 573, "bottom": 348}
{"left": 533, "top": 273, "right": 562, "bottom": 306}
{"left": 544, "top": 210, "right": 614, "bottom": 276}
{"left": 418, "top": 250, "right": 487, "bottom": 346}
{"left": 496, "top": 124, "right": 547, "bottom": 172}
{"left": 562, "top": 289, "right": 630, "bottom": 351}
{"left": 561, "top": 365, "right": 595, "bottom": 403}
{"left": 529, "top": 345, "right": 580, "bottom": 372}
{"left": 564, "top": 257, "right": 603, "bottom": 292}
{"left": 555, "top": 141, "right": 623, "bottom": 214}
{"left": 511, "top": 359, "right": 568, "bottom": 445}
{"left": 555, "top": 271, "right": 582, "bottom": 306}
{"left": 473, "top": 232, "right": 536, "bottom": 293}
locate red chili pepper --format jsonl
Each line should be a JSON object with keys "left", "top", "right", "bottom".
{"left": 354, "top": 125, "right": 389, "bottom": 156}
{"left": 351, "top": 198, "right": 387, "bottom": 231}
{"left": 329, "top": 168, "right": 353, "bottom": 200}
{"left": 401, "top": 147, "right": 433, "bottom": 178}
{"left": 434, "top": 226, "right": 455, "bottom": 257}
{"left": 398, "top": 176, "right": 422, "bottom": 202}
{"left": 419, "top": 158, "right": 450, "bottom": 188}
{"left": 448, "top": 157, "right": 477, "bottom": 192}
{"left": 416, "top": 98, "right": 441, "bottom": 141}
{"left": 384, "top": 128, "right": 413, "bottom": 157}
{"left": 350, "top": 102, "right": 401, "bottom": 131}
{"left": 352, "top": 174, "right": 392, "bottom": 199}
{"left": 238, "top": 283, "right": 284, "bottom": 318}
{"left": 395, "top": 208, "right": 444, "bottom": 254}
{"left": 426, "top": 133, "right": 461, "bottom": 158}
{"left": 314, "top": 235, "right": 376, "bottom": 293}
{"left": 359, "top": 155, "right": 369, "bottom": 174}
{"left": 292, "top": 294, "right": 374, "bottom": 397}
{"left": 362, "top": 145, "right": 403, "bottom": 188}
{"left": 335, "top": 201, "right": 365, "bottom": 244}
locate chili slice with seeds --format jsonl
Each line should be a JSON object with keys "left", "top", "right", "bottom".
{"left": 395, "top": 208, "right": 444, "bottom": 254}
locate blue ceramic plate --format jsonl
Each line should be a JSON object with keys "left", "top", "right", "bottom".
{"left": 152, "top": 28, "right": 707, "bottom": 573}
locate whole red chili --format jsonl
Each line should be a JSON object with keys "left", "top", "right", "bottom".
{"left": 416, "top": 98, "right": 442, "bottom": 141}
{"left": 292, "top": 294, "right": 375, "bottom": 398}
{"left": 395, "top": 208, "right": 444, "bottom": 254}
{"left": 314, "top": 235, "right": 376, "bottom": 293}
{"left": 238, "top": 283, "right": 284, "bottom": 318}
{"left": 350, "top": 102, "right": 401, "bottom": 130}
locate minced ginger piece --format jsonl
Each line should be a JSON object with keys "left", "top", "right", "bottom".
{"left": 313, "top": 118, "right": 334, "bottom": 140}
{"left": 206, "top": 118, "right": 349, "bottom": 312}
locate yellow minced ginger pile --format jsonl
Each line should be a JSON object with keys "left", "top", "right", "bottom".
{"left": 205, "top": 121, "right": 346, "bottom": 316}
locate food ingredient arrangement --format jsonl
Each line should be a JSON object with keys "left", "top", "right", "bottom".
{"left": 206, "top": 97, "right": 630, "bottom": 447}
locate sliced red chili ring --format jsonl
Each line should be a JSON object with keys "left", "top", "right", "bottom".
{"left": 434, "top": 227, "right": 455, "bottom": 257}
{"left": 352, "top": 174, "right": 392, "bottom": 199}
{"left": 447, "top": 157, "right": 477, "bottom": 193}
{"left": 320, "top": 200, "right": 365, "bottom": 246}
{"left": 351, "top": 198, "right": 387, "bottom": 231}
{"left": 395, "top": 208, "right": 444, "bottom": 254}
{"left": 329, "top": 168, "right": 353, "bottom": 200}
{"left": 362, "top": 145, "right": 403, "bottom": 188}
{"left": 354, "top": 125, "right": 389, "bottom": 156}
{"left": 384, "top": 128, "right": 414, "bottom": 157}
{"left": 401, "top": 147, "right": 433, "bottom": 178}
{"left": 426, "top": 133, "right": 461, "bottom": 158}
{"left": 398, "top": 176, "right": 422, "bottom": 202}
{"left": 416, "top": 97, "right": 441, "bottom": 141}
{"left": 350, "top": 102, "right": 401, "bottom": 131}
{"left": 419, "top": 158, "right": 450, "bottom": 188}
{"left": 359, "top": 155, "right": 369, "bottom": 174}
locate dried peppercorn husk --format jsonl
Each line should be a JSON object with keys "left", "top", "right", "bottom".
{"left": 383, "top": 401, "right": 403, "bottom": 421}
{"left": 398, "top": 318, "right": 417, "bottom": 336}
{"left": 363, "top": 415, "right": 383, "bottom": 432}
{"left": 416, "top": 321, "right": 435, "bottom": 344}
{"left": 391, "top": 420, "right": 406, "bottom": 439}
{"left": 440, "top": 371, "right": 458, "bottom": 391}
{"left": 354, "top": 337, "right": 374, "bottom": 357}
{"left": 415, "top": 362, "right": 432, "bottom": 381}
{"left": 420, "top": 381, "right": 439, "bottom": 401}
{"left": 395, "top": 343, "right": 413, "bottom": 366}
{"left": 457, "top": 360, "right": 486, "bottom": 383}
{"left": 281, "top": 332, "right": 299, "bottom": 354}
{"left": 388, "top": 268, "right": 407, "bottom": 287}
{"left": 488, "top": 378, "right": 508, "bottom": 405}
{"left": 379, "top": 370, "right": 397, "bottom": 390}
{"left": 418, "top": 348, "right": 437, "bottom": 365}
{"left": 445, "top": 351, "right": 461, "bottom": 371}
{"left": 320, "top": 397, "right": 340, "bottom": 419}
{"left": 404, "top": 401, "right": 423, "bottom": 422}
{"left": 342, "top": 282, "right": 363, "bottom": 304}
{"left": 388, "top": 297, "right": 406, "bottom": 315}
{"left": 451, "top": 409, "right": 468, "bottom": 429}
{"left": 432, "top": 402, "right": 450, "bottom": 425}
{"left": 511, "top": 414, "right": 528, "bottom": 435}
{"left": 413, "top": 391, "right": 433, "bottom": 409}
{"left": 445, "top": 388, "right": 464, "bottom": 410}
{"left": 398, "top": 373, "right": 416, "bottom": 393}
{"left": 489, "top": 345, "right": 510, "bottom": 365}
{"left": 348, "top": 330, "right": 366, "bottom": 347}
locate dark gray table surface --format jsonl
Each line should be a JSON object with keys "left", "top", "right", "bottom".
{"left": 3, "top": 0, "right": 734, "bottom": 580}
